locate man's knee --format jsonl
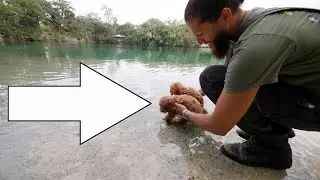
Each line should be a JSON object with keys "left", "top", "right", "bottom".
{"left": 199, "top": 64, "right": 227, "bottom": 86}
{"left": 199, "top": 65, "right": 227, "bottom": 104}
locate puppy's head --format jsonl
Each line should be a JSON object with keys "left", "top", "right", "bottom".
{"left": 159, "top": 96, "right": 176, "bottom": 113}
{"left": 170, "top": 81, "right": 184, "bottom": 95}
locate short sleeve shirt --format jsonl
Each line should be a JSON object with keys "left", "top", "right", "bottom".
{"left": 224, "top": 8, "right": 320, "bottom": 100}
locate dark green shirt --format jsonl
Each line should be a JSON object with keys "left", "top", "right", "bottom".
{"left": 224, "top": 7, "right": 320, "bottom": 101}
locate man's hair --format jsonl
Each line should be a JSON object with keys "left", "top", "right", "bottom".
{"left": 184, "top": 0, "right": 244, "bottom": 23}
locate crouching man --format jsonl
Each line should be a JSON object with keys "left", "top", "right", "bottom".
{"left": 175, "top": 0, "right": 320, "bottom": 169}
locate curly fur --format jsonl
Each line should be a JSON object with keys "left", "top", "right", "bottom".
{"left": 159, "top": 94, "right": 208, "bottom": 124}
{"left": 170, "top": 81, "right": 205, "bottom": 107}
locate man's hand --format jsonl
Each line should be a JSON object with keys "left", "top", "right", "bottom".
{"left": 172, "top": 87, "right": 260, "bottom": 136}
{"left": 175, "top": 103, "right": 187, "bottom": 116}
{"left": 210, "top": 87, "right": 259, "bottom": 135}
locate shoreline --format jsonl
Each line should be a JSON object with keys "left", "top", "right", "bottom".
{"left": 0, "top": 37, "right": 205, "bottom": 50}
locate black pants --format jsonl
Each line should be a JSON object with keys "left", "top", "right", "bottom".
{"left": 199, "top": 65, "right": 320, "bottom": 136}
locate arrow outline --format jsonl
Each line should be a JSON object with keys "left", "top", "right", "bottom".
{"left": 7, "top": 62, "right": 152, "bottom": 145}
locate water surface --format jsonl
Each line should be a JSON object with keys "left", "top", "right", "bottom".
{"left": 0, "top": 42, "right": 319, "bottom": 180}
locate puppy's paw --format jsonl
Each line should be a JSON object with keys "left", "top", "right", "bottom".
{"left": 172, "top": 115, "right": 188, "bottom": 124}
{"left": 163, "top": 113, "right": 174, "bottom": 123}
{"left": 163, "top": 116, "right": 171, "bottom": 121}
{"left": 164, "top": 119, "right": 173, "bottom": 125}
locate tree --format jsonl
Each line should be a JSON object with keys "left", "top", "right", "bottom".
{"left": 101, "top": 4, "right": 117, "bottom": 24}
{"left": 41, "top": 0, "right": 75, "bottom": 32}
{"left": 0, "top": 0, "right": 199, "bottom": 47}
{"left": 0, "top": 0, "right": 45, "bottom": 40}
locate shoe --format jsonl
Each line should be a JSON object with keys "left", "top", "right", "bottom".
{"left": 236, "top": 129, "right": 251, "bottom": 140}
{"left": 220, "top": 134, "right": 292, "bottom": 170}
{"left": 236, "top": 128, "right": 295, "bottom": 140}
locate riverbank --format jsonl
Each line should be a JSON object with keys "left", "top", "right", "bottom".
{"left": 0, "top": 37, "right": 205, "bottom": 51}
{"left": 0, "top": 35, "right": 202, "bottom": 48}
{"left": 0, "top": 34, "right": 107, "bottom": 45}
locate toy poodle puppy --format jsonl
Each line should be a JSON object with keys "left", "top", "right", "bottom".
{"left": 170, "top": 81, "right": 205, "bottom": 107}
{"left": 159, "top": 94, "right": 208, "bottom": 124}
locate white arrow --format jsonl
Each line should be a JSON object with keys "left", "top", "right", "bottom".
{"left": 8, "top": 62, "right": 151, "bottom": 145}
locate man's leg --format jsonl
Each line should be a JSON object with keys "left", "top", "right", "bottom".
{"left": 199, "top": 64, "right": 320, "bottom": 169}
{"left": 220, "top": 81, "right": 320, "bottom": 169}
{"left": 251, "top": 82, "right": 320, "bottom": 132}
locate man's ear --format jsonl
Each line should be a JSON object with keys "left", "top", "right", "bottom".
{"left": 219, "top": 8, "right": 233, "bottom": 28}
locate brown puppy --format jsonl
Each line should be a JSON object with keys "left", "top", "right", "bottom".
{"left": 170, "top": 81, "right": 205, "bottom": 107}
{"left": 159, "top": 94, "right": 208, "bottom": 124}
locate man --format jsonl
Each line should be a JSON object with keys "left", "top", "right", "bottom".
{"left": 174, "top": 0, "right": 320, "bottom": 170}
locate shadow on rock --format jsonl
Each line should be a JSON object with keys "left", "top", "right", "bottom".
{"left": 157, "top": 122, "right": 288, "bottom": 180}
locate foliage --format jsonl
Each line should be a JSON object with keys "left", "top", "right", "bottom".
{"left": 0, "top": 0, "right": 199, "bottom": 47}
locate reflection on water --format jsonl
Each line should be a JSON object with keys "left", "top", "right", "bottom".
{"left": 0, "top": 42, "right": 319, "bottom": 180}
{"left": 0, "top": 42, "right": 218, "bottom": 64}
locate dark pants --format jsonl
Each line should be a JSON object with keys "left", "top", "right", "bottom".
{"left": 199, "top": 65, "right": 320, "bottom": 136}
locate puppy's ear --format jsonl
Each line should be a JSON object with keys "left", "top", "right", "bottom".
{"left": 167, "top": 95, "right": 175, "bottom": 104}
{"left": 173, "top": 86, "right": 180, "bottom": 94}
{"left": 170, "top": 82, "right": 178, "bottom": 94}
{"left": 176, "top": 82, "right": 184, "bottom": 89}
{"left": 166, "top": 96, "right": 177, "bottom": 112}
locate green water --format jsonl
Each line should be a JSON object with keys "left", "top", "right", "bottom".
{"left": 0, "top": 42, "right": 320, "bottom": 180}
{"left": 0, "top": 42, "right": 219, "bottom": 87}
{"left": 0, "top": 42, "right": 217, "bottom": 64}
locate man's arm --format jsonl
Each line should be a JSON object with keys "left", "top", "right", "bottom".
{"left": 181, "top": 87, "right": 259, "bottom": 136}
{"left": 179, "top": 35, "right": 295, "bottom": 135}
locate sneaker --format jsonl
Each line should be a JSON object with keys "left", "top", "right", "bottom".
{"left": 236, "top": 129, "right": 251, "bottom": 140}
{"left": 236, "top": 129, "right": 295, "bottom": 140}
{"left": 220, "top": 134, "right": 292, "bottom": 169}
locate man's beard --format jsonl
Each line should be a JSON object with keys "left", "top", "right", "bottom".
{"left": 210, "top": 31, "right": 233, "bottom": 60}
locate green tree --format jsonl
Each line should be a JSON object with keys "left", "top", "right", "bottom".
{"left": 41, "top": 0, "right": 75, "bottom": 32}
{"left": 0, "top": 0, "right": 199, "bottom": 47}
{"left": 101, "top": 4, "right": 117, "bottom": 24}
{"left": 0, "top": 0, "right": 45, "bottom": 40}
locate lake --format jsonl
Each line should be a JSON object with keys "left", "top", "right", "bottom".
{"left": 0, "top": 42, "right": 319, "bottom": 180}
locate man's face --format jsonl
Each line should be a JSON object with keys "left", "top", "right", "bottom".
{"left": 187, "top": 10, "right": 236, "bottom": 59}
